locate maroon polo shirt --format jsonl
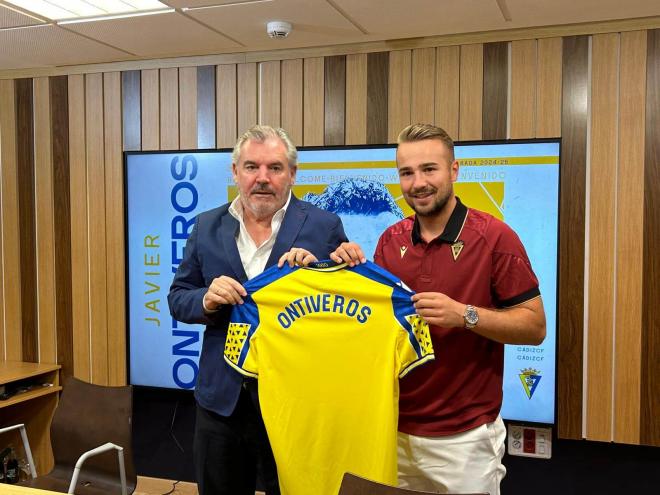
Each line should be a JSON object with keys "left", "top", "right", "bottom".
{"left": 374, "top": 197, "right": 540, "bottom": 436}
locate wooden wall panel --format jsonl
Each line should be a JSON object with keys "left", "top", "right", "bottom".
{"left": 435, "top": 46, "right": 460, "bottom": 139}
{"left": 121, "top": 70, "right": 140, "bottom": 151}
{"left": 237, "top": 63, "right": 257, "bottom": 136}
{"left": 259, "top": 61, "right": 281, "bottom": 128}
{"left": 0, "top": 79, "right": 21, "bottom": 360}
{"left": 537, "top": 38, "right": 563, "bottom": 137}
{"left": 303, "top": 57, "right": 324, "bottom": 146}
{"left": 366, "top": 52, "right": 388, "bottom": 144}
{"left": 388, "top": 50, "right": 411, "bottom": 142}
{"left": 641, "top": 28, "right": 660, "bottom": 447}
{"left": 103, "top": 72, "right": 125, "bottom": 386}
{"left": 510, "top": 39, "right": 537, "bottom": 138}
{"left": 16, "top": 78, "right": 37, "bottom": 363}
{"left": 216, "top": 64, "right": 237, "bottom": 149}
{"left": 411, "top": 48, "right": 435, "bottom": 125}
{"left": 197, "top": 65, "right": 215, "bottom": 149}
{"left": 160, "top": 68, "right": 179, "bottom": 150}
{"left": 50, "top": 75, "right": 73, "bottom": 379}
{"left": 179, "top": 67, "right": 197, "bottom": 149}
{"left": 557, "top": 35, "right": 589, "bottom": 440}
{"left": 586, "top": 33, "right": 619, "bottom": 441}
{"left": 0, "top": 95, "right": 4, "bottom": 360}
{"left": 141, "top": 69, "right": 159, "bottom": 151}
{"left": 345, "top": 53, "right": 367, "bottom": 145}
{"left": 324, "top": 55, "right": 346, "bottom": 146}
{"left": 33, "top": 77, "right": 57, "bottom": 364}
{"left": 0, "top": 30, "right": 656, "bottom": 446}
{"left": 614, "top": 30, "right": 646, "bottom": 444}
{"left": 281, "top": 59, "right": 303, "bottom": 146}
{"left": 459, "top": 44, "right": 483, "bottom": 140}
{"left": 85, "top": 73, "right": 108, "bottom": 385}
{"left": 68, "top": 74, "right": 90, "bottom": 381}
{"left": 483, "top": 41, "right": 508, "bottom": 140}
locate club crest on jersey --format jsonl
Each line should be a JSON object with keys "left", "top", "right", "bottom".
{"left": 400, "top": 246, "right": 408, "bottom": 258}
{"left": 450, "top": 240, "right": 464, "bottom": 261}
{"left": 519, "top": 367, "right": 542, "bottom": 399}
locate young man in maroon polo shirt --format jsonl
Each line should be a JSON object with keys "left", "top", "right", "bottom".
{"left": 331, "top": 123, "right": 546, "bottom": 495}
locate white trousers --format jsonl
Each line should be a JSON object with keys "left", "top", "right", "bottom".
{"left": 397, "top": 415, "right": 507, "bottom": 495}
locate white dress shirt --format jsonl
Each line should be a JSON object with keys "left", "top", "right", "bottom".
{"left": 228, "top": 192, "right": 291, "bottom": 280}
{"left": 202, "top": 193, "right": 291, "bottom": 313}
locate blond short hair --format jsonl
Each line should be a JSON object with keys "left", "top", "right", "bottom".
{"left": 397, "top": 123, "right": 455, "bottom": 161}
{"left": 232, "top": 125, "right": 298, "bottom": 168}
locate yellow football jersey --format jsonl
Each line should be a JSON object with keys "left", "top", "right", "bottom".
{"left": 224, "top": 260, "right": 434, "bottom": 495}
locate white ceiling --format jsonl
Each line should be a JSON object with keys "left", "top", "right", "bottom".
{"left": 0, "top": 0, "right": 658, "bottom": 72}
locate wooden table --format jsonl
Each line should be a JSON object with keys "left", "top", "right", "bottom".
{"left": 0, "top": 361, "right": 61, "bottom": 476}
{"left": 0, "top": 485, "right": 64, "bottom": 495}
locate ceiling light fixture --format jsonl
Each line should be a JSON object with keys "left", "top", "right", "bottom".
{"left": 0, "top": 23, "right": 51, "bottom": 32}
{"left": 57, "top": 8, "right": 175, "bottom": 25}
{"left": 182, "top": 0, "right": 274, "bottom": 11}
{"left": 1, "top": 1, "right": 46, "bottom": 22}
{"left": 4, "top": 0, "right": 170, "bottom": 22}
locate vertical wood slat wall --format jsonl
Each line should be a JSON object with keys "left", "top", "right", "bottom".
{"left": 557, "top": 35, "right": 589, "bottom": 440}
{"left": 641, "top": 29, "right": 660, "bottom": 446}
{"left": 33, "top": 77, "right": 56, "bottom": 365}
{"left": 615, "top": 30, "right": 647, "bottom": 445}
{"left": 16, "top": 78, "right": 37, "bottom": 364}
{"left": 586, "top": 34, "right": 618, "bottom": 441}
{"left": 0, "top": 29, "right": 658, "bottom": 446}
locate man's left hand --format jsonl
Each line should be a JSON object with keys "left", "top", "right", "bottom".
{"left": 330, "top": 241, "right": 366, "bottom": 267}
{"left": 278, "top": 247, "right": 317, "bottom": 268}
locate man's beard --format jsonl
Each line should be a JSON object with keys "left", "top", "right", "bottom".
{"left": 406, "top": 186, "right": 452, "bottom": 217}
{"left": 243, "top": 184, "right": 288, "bottom": 219}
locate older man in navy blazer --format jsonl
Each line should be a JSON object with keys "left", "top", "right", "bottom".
{"left": 168, "top": 125, "right": 347, "bottom": 495}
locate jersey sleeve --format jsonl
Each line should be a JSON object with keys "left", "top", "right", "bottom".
{"left": 491, "top": 223, "right": 540, "bottom": 307}
{"left": 391, "top": 284, "right": 435, "bottom": 378}
{"left": 223, "top": 296, "right": 260, "bottom": 378}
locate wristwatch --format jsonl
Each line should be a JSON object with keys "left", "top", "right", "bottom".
{"left": 463, "top": 304, "right": 479, "bottom": 329}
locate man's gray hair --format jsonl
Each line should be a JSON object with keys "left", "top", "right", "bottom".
{"left": 231, "top": 125, "right": 298, "bottom": 167}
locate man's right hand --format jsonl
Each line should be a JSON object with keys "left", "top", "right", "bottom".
{"left": 203, "top": 275, "right": 247, "bottom": 311}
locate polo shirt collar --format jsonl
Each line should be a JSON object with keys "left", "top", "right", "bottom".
{"left": 411, "top": 196, "right": 468, "bottom": 245}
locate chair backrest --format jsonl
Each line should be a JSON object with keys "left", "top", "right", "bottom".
{"left": 338, "top": 472, "right": 488, "bottom": 495}
{"left": 50, "top": 376, "right": 136, "bottom": 491}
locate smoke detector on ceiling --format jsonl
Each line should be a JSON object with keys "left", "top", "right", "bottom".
{"left": 266, "top": 21, "right": 292, "bottom": 39}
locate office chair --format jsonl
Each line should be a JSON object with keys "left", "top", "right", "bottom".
{"left": 338, "top": 472, "right": 488, "bottom": 495}
{"left": 18, "top": 376, "right": 136, "bottom": 495}
{"left": 0, "top": 423, "right": 38, "bottom": 479}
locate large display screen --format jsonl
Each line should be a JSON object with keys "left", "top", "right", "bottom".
{"left": 126, "top": 140, "right": 559, "bottom": 423}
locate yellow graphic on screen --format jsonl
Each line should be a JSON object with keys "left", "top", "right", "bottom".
{"left": 227, "top": 167, "right": 505, "bottom": 220}
{"left": 226, "top": 156, "right": 556, "bottom": 221}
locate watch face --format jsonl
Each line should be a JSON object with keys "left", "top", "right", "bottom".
{"left": 465, "top": 306, "right": 478, "bottom": 325}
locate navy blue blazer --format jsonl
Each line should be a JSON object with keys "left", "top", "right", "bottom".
{"left": 168, "top": 195, "right": 348, "bottom": 416}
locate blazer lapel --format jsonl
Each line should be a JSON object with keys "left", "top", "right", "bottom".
{"left": 220, "top": 213, "right": 248, "bottom": 283}
{"left": 266, "top": 196, "right": 307, "bottom": 268}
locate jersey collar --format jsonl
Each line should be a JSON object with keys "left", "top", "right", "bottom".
{"left": 411, "top": 196, "right": 468, "bottom": 245}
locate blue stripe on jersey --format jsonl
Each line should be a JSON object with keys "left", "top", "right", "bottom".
{"left": 348, "top": 264, "right": 422, "bottom": 357}
{"left": 243, "top": 263, "right": 296, "bottom": 293}
{"left": 350, "top": 260, "right": 405, "bottom": 289}
{"left": 391, "top": 284, "right": 423, "bottom": 359}
{"left": 349, "top": 262, "right": 422, "bottom": 357}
